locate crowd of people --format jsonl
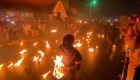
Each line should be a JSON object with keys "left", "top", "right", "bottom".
{"left": 0, "top": 22, "right": 69, "bottom": 44}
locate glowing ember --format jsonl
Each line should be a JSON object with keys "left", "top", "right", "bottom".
{"left": 46, "top": 41, "right": 50, "bottom": 48}
{"left": 90, "top": 32, "right": 92, "bottom": 35}
{"left": 20, "top": 42, "right": 23, "bottom": 46}
{"left": 87, "top": 36, "right": 90, "bottom": 38}
{"left": 51, "top": 30, "right": 57, "bottom": 32}
{"left": 53, "top": 56, "right": 64, "bottom": 79}
{"left": 8, "top": 63, "right": 13, "bottom": 68}
{"left": 0, "top": 64, "right": 4, "bottom": 69}
{"left": 56, "top": 40, "right": 58, "bottom": 42}
{"left": 20, "top": 49, "right": 27, "bottom": 54}
{"left": 42, "top": 71, "right": 51, "bottom": 79}
{"left": 86, "top": 39, "right": 89, "bottom": 41}
{"left": 113, "top": 45, "right": 116, "bottom": 48}
{"left": 38, "top": 50, "right": 44, "bottom": 57}
{"left": 73, "top": 43, "right": 82, "bottom": 47}
{"left": 33, "top": 42, "right": 37, "bottom": 46}
{"left": 102, "top": 35, "right": 104, "bottom": 38}
{"left": 98, "top": 35, "right": 101, "bottom": 38}
{"left": 88, "top": 48, "right": 94, "bottom": 52}
{"left": 33, "top": 56, "right": 39, "bottom": 62}
{"left": 96, "top": 46, "right": 99, "bottom": 48}
{"left": 82, "top": 37, "right": 84, "bottom": 40}
{"left": 14, "top": 57, "right": 24, "bottom": 67}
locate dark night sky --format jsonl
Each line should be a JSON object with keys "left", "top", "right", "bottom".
{"left": 70, "top": 0, "right": 137, "bottom": 17}
{"left": 0, "top": 0, "right": 138, "bottom": 17}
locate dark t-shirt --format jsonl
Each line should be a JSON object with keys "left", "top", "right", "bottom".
{"left": 58, "top": 45, "right": 82, "bottom": 67}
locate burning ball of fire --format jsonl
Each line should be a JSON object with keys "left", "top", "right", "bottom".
{"left": 53, "top": 56, "right": 64, "bottom": 79}
{"left": 14, "top": 57, "right": 24, "bottom": 67}
{"left": 88, "top": 48, "right": 94, "bottom": 52}
{"left": 41, "top": 71, "right": 51, "bottom": 79}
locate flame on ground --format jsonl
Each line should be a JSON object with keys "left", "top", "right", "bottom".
{"left": 88, "top": 48, "right": 94, "bottom": 52}
{"left": 42, "top": 70, "right": 51, "bottom": 79}
{"left": 46, "top": 41, "right": 50, "bottom": 48}
{"left": 51, "top": 30, "right": 57, "bottom": 32}
{"left": 53, "top": 56, "right": 64, "bottom": 79}
{"left": 33, "top": 56, "right": 39, "bottom": 62}
{"left": 73, "top": 43, "right": 82, "bottom": 47}
{"left": 14, "top": 57, "right": 24, "bottom": 67}
{"left": 8, "top": 63, "right": 13, "bottom": 68}
{"left": 38, "top": 50, "right": 44, "bottom": 57}
{"left": 33, "top": 42, "right": 37, "bottom": 46}
{"left": 20, "top": 49, "right": 27, "bottom": 54}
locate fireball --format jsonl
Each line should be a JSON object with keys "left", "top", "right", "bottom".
{"left": 14, "top": 57, "right": 24, "bottom": 67}
{"left": 33, "top": 42, "right": 37, "bottom": 46}
{"left": 73, "top": 43, "right": 82, "bottom": 47}
{"left": 38, "top": 50, "right": 44, "bottom": 57}
{"left": 51, "top": 30, "right": 57, "bottom": 32}
{"left": 42, "top": 71, "right": 51, "bottom": 79}
{"left": 96, "top": 46, "right": 99, "bottom": 49}
{"left": 33, "top": 56, "right": 39, "bottom": 62}
{"left": 8, "top": 63, "right": 13, "bottom": 68}
{"left": 88, "top": 48, "right": 94, "bottom": 52}
{"left": 46, "top": 41, "right": 50, "bottom": 48}
{"left": 56, "top": 40, "right": 58, "bottom": 42}
{"left": 20, "top": 49, "right": 27, "bottom": 54}
{"left": 113, "top": 45, "right": 116, "bottom": 48}
{"left": 53, "top": 56, "right": 64, "bottom": 79}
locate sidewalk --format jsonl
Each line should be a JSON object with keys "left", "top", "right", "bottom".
{"left": 0, "top": 35, "right": 60, "bottom": 47}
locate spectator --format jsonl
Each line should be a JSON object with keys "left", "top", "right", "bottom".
{"left": 42, "top": 23, "right": 46, "bottom": 36}
{"left": 3, "top": 26, "right": 9, "bottom": 42}
{"left": 27, "top": 23, "right": 32, "bottom": 38}
{"left": 23, "top": 24, "right": 28, "bottom": 38}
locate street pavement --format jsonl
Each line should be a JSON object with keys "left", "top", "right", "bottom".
{"left": 0, "top": 32, "right": 126, "bottom": 80}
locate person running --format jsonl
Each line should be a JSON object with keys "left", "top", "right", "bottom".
{"left": 57, "top": 34, "right": 82, "bottom": 80}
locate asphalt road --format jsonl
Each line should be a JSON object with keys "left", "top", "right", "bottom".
{"left": 0, "top": 32, "right": 126, "bottom": 80}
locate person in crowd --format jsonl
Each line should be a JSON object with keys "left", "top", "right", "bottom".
{"left": 120, "top": 15, "right": 140, "bottom": 80}
{"left": 27, "top": 22, "right": 32, "bottom": 38}
{"left": 8, "top": 26, "right": 13, "bottom": 42}
{"left": 31, "top": 23, "right": 35, "bottom": 38}
{"left": 34, "top": 22, "right": 38, "bottom": 37}
{"left": 3, "top": 26, "right": 9, "bottom": 42}
{"left": 13, "top": 26, "right": 17, "bottom": 41}
{"left": 57, "top": 34, "right": 82, "bottom": 80}
{"left": 19, "top": 25, "right": 24, "bottom": 40}
{"left": 38, "top": 22, "right": 42, "bottom": 37}
{"left": 23, "top": 24, "right": 28, "bottom": 38}
{"left": 16, "top": 25, "right": 20, "bottom": 40}
{"left": 42, "top": 23, "right": 46, "bottom": 37}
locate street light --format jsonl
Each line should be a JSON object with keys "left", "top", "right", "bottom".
{"left": 89, "top": 0, "right": 97, "bottom": 17}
